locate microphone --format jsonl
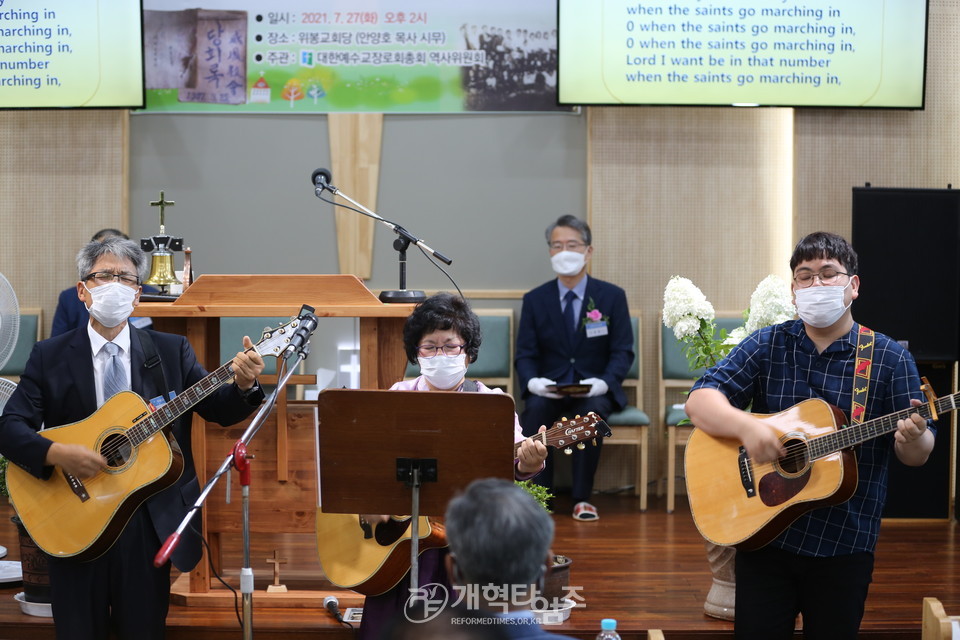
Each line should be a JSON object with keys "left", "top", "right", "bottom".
{"left": 324, "top": 594, "right": 343, "bottom": 622}
{"left": 311, "top": 168, "right": 334, "bottom": 195}
{"left": 283, "top": 312, "right": 319, "bottom": 356}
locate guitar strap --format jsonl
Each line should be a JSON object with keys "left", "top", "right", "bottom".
{"left": 133, "top": 328, "right": 172, "bottom": 404}
{"left": 462, "top": 379, "right": 479, "bottom": 392}
{"left": 851, "top": 325, "right": 875, "bottom": 425}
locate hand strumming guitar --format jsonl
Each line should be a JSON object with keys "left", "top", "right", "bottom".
{"left": 45, "top": 442, "right": 107, "bottom": 479}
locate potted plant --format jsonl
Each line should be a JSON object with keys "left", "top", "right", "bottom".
{"left": 515, "top": 480, "right": 573, "bottom": 609}
{"left": 0, "top": 455, "right": 52, "bottom": 607}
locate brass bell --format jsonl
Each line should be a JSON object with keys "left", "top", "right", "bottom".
{"left": 143, "top": 250, "right": 181, "bottom": 288}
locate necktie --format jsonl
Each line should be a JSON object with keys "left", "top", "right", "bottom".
{"left": 563, "top": 290, "right": 578, "bottom": 336}
{"left": 102, "top": 342, "right": 127, "bottom": 401}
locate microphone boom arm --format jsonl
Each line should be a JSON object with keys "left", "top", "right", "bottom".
{"left": 319, "top": 182, "right": 452, "bottom": 266}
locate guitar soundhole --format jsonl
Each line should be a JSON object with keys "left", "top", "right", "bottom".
{"left": 100, "top": 433, "right": 134, "bottom": 468}
{"left": 777, "top": 436, "right": 809, "bottom": 476}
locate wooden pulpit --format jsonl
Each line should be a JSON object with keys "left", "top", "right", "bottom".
{"left": 134, "top": 275, "right": 414, "bottom": 601}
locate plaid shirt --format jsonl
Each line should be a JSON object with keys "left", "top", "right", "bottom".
{"left": 690, "top": 319, "right": 933, "bottom": 556}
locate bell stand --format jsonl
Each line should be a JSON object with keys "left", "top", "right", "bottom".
{"left": 142, "top": 190, "right": 184, "bottom": 293}
{"left": 154, "top": 339, "right": 311, "bottom": 640}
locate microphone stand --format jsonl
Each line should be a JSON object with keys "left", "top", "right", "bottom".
{"left": 154, "top": 345, "right": 310, "bottom": 640}
{"left": 314, "top": 178, "right": 452, "bottom": 303}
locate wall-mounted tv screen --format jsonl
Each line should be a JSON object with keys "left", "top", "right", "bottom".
{"left": 559, "top": 0, "right": 928, "bottom": 108}
{"left": 0, "top": 1, "right": 144, "bottom": 109}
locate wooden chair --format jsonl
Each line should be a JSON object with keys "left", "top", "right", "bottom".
{"left": 602, "top": 313, "right": 652, "bottom": 508}
{"left": 0, "top": 308, "right": 43, "bottom": 383}
{"left": 405, "top": 308, "right": 515, "bottom": 396}
{"left": 923, "top": 597, "right": 960, "bottom": 639}
{"left": 658, "top": 313, "right": 742, "bottom": 513}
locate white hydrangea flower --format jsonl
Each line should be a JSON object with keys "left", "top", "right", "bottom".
{"left": 722, "top": 326, "right": 748, "bottom": 346}
{"left": 745, "top": 275, "right": 796, "bottom": 334}
{"left": 672, "top": 316, "right": 702, "bottom": 341}
{"left": 663, "top": 276, "right": 715, "bottom": 329}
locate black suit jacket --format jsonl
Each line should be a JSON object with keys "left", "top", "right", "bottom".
{"left": 0, "top": 325, "right": 262, "bottom": 571}
{"left": 515, "top": 276, "right": 634, "bottom": 411}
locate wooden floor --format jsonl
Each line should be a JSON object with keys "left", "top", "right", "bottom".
{"left": 0, "top": 494, "right": 956, "bottom": 640}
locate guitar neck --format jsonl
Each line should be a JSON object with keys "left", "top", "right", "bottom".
{"left": 810, "top": 390, "right": 960, "bottom": 459}
{"left": 513, "top": 412, "right": 609, "bottom": 457}
{"left": 125, "top": 362, "right": 237, "bottom": 446}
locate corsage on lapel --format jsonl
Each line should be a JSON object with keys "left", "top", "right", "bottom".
{"left": 581, "top": 297, "right": 610, "bottom": 337}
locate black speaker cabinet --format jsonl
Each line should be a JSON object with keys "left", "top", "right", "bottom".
{"left": 852, "top": 186, "right": 960, "bottom": 362}
{"left": 881, "top": 361, "right": 955, "bottom": 519}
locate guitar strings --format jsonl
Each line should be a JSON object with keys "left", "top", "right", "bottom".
{"left": 741, "top": 399, "right": 941, "bottom": 474}
{"left": 92, "top": 362, "right": 236, "bottom": 466}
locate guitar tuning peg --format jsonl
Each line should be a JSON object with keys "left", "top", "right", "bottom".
{"left": 576, "top": 442, "right": 586, "bottom": 450}
{"left": 561, "top": 416, "right": 568, "bottom": 422}
{"left": 591, "top": 439, "right": 598, "bottom": 446}
{"left": 563, "top": 447, "right": 573, "bottom": 455}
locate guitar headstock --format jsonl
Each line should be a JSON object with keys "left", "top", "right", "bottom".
{"left": 252, "top": 315, "right": 310, "bottom": 359}
{"left": 540, "top": 411, "right": 612, "bottom": 453}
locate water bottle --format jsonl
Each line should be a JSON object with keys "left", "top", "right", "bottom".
{"left": 595, "top": 618, "right": 622, "bottom": 640}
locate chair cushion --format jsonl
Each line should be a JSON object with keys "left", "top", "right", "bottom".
{"left": 604, "top": 406, "right": 650, "bottom": 426}
{"left": 0, "top": 314, "right": 39, "bottom": 376}
{"left": 665, "top": 406, "right": 689, "bottom": 426}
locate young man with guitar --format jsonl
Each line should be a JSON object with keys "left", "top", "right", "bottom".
{"left": 0, "top": 237, "right": 265, "bottom": 639}
{"left": 685, "top": 231, "right": 935, "bottom": 639}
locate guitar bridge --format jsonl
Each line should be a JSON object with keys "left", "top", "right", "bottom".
{"left": 738, "top": 446, "right": 756, "bottom": 498}
{"left": 62, "top": 471, "right": 90, "bottom": 502}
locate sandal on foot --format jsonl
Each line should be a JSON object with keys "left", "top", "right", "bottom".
{"left": 572, "top": 501, "right": 599, "bottom": 521}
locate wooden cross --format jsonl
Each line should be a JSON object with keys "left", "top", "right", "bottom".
{"left": 149, "top": 190, "right": 175, "bottom": 233}
{"left": 266, "top": 550, "right": 288, "bottom": 592}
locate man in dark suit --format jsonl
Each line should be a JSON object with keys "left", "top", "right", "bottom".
{"left": 516, "top": 215, "right": 633, "bottom": 521}
{"left": 0, "top": 237, "right": 265, "bottom": 640}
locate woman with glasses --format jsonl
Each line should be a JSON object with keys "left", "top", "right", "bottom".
{"left": 357, "top": 292, "right": 548, "bottom": 640}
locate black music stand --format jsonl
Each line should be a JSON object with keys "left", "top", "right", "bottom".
{"left": 316, "top": 389, "right": 515, "bottom": 595}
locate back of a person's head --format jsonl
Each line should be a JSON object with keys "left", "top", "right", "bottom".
{"left": 90, "top": 228, "right": 129, "bottom": 242}
{"left": 445, "top": 478, "right": 554, "bottom": 588}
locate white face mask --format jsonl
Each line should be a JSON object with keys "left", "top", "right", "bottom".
{"left": 85, "top": 282, "right": 138, "bottom": 328}
{"left": 418, "top": 353, "right": 468, "bottom": 390}
{"left": 550, "top": 250, "right": 586, "bottom": 277}
{"left": 794, "top": 281, "right": 851, "bottom": 329}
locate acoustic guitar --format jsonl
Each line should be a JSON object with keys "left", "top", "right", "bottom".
{"left": 315, "top": 412, "right": 611, "bottom": 596}
{"left": 685, "top": 389, "right": 953, "bottom": 550}
{"left": 6, "top": 315, "right": 308, "bottom": 562}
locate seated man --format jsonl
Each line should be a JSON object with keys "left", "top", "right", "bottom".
{"left": 516, "top": 215, "right": 633, "bottom": 520}
{"left": 443, "top": 478, "right": 576, "bottom": 639}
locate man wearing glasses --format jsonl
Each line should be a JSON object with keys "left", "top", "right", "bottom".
{"left": 515, "top": 215, "right": 634, "bottom": 521}
{"left": 685, "top": 231, "right": 934, "bottom": 639}
{"left": 0, "top": 236, "right": 265, "bottom": 639}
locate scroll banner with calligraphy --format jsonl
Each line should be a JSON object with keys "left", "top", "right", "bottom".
{"left": 141, "top": 0, "right": 569, "bottom": 113}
